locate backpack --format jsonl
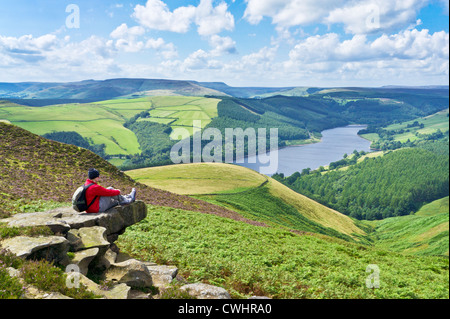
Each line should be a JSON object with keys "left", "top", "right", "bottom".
{"left": 72, "top": 183, "right": 98, "bottom": 212}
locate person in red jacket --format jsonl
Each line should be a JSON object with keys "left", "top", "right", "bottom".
{"left": 85, "top": 168, "right": 136, "bottom": 214}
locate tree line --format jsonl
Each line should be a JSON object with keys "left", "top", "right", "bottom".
{"left": 273, "top": 145, "right": 449, "bottom": 220}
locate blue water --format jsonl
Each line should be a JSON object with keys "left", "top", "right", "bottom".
{"left": 235, "top": 125, "right": 372, "bottom": 177}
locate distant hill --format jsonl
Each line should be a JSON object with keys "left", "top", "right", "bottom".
{"left": 1, "top": 78, "right": 448, "bottom": 102}
{"left": 197, "top": 81, "right": 296, "bottom": 98}
{"left": 0, "top": 79, "right": 227, "bottom": 101}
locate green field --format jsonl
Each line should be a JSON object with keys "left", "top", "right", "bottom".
{"left": 145, "top": 96, "right": 220, "bottom": 139}
{"left": 126, "top": 163, "right": 366, "bottom": 240}
{"left": 361, "top": 108, "right": 449, "bottom": 143}
{"left": 0, "top": 96, "right": 221, "bottom": 157}
{"left": 368, "top": 197, "right": 449, "bottom": 256}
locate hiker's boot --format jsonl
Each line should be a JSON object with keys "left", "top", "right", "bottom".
{"left": 119, "top": 195, "right": 133, "bottom": 206}
{"left": 130, "top": 188, "right": 136, "bottom": 202}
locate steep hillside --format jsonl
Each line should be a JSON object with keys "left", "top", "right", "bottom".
{"left": 126, "top": 163, "right": 366, "bottom": 241}
{"left": 118, "top": 204, "right": 449, "bottom": 299}
{"left": 369, "top": 197, "right": 449, "bottom": 256}
{"left": 0, "top": 122, "right": 264, "bottom": 227}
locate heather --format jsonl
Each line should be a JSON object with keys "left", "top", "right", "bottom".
{"left": 0, "top": 122, "right": 249, "bottom": 221}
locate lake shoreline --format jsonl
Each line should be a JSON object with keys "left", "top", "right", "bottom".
{"left": 235, "top": 124, "right": 373, "bottom": 177}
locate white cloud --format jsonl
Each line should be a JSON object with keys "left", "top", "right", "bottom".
{"left": 109, "top": 23, "right": 178, "bottom": 57}
{"left": 244, "top": 0, "right": 430, "bottom": 34}
{"left": 132, "top": 0, "right": 234, "bottom": 36}
{"left": 132, "top": 0, "right": 196, "bottom": 33}
{"left": 0, "top": 34, "right": 58, "bottom": 54}
{"left": 110, "top": 23, "right": 146, "bottom": 52}
{"left": 325, "top": 0, "right": 428, "bottom": 34}
{"left": 110, "top": 23, "right": 145, "bottom": 39}
{"left": 244, "top": 0, "right": 342, "bottom": 27}
{"left": 283, "top": 28, "right": 449, "bottom": 85}
{"left": 288, "top": 29, "right": 449, "bottom": 63}
{"left": 208, "top": 35, "right": 237, "bottom": 56}
{"left": 195, "top": 0, "right": 235, "bottom": 36}
{"left": 145, "top": 37, "right": 178, "bottom": 59}
{"left": 0, "top": 33, "right": 119, "bottom": 81}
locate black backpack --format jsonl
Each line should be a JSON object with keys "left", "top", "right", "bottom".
{"left": 72, "top": 183, "right": 98, "bottom": 212}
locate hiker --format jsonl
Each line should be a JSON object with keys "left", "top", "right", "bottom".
{"left": 84, "top": 168, "right": 136, "bottom": 213}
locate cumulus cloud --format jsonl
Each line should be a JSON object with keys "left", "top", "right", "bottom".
{"left": 288, "top": 29, "right": 449, "bottom": 63}
{"left": 132, "top": 0, "right": 234, "bottom": 36}
{"left": 146, "top": 38, "right": 178, "bottom": 59}
{"left": 325, "top": 0, "right": 428, "bottom": 34}
{"left": 283, "top": 28, "right": 449, "bottom": 85}
{"left": 244, "top": 0, "right": 429, "bottom": 34}
{"left": 0, "top": 33, "right": 119, "bottom": 81}
{"left": 195, "top": 0, "right": 235, "bottom": 36}
{"left": 209, "top": 35, "right": 237, "bottom": 56}
{"left": 0, "top": 34, "right": 59, "bottom": 63}
{"left": 110, "top": 23, "right": 146, "bottom": 52}
{"left": 244, "top": 0, "right": 343, "bottom": 27}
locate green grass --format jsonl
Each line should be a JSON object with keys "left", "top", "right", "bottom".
{"left": 0, "top": 101, "right": 146, "bottom": 156}
{"left": 0, "top": 96, "right": 221, "bottom": 157}
{"left": 127, "top": 163, "right": 365, "bottom": 240}
{"left": 361, "top": 108, "right": 449, "bottom": 143}
{"left": 127, "top": 163, "right": 267, "bottom": 195}
{"left": 117, "top": 205, "right": 449, "bottom": 299}
{"left": 368, "top": 197, "right": 449, "bottom": 256}
{"left": 416, "top": 196, "right": 449, "bottom": 217}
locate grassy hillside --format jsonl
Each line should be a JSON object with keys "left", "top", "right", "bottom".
{"left": 0, "top": 122, "right": 261, "bottom": 227}
{"left": 126, "top": 163, "right": 366, "bottom": 241}
{"left": 117, "top": 204, "right": 449, "bottom": 299}
{"left": 127, "top": 163, "right": 267, "bottom": 195}
{"left": 144, "top": 96, "right": 220, "bottom": 138}
{"left": 360, "top": 108, "right": 449, "bottom": 146}
{"left": 0, "top": 96, "right": 221, "bottom": 159}
{"left": 0, "top": 100, "right": 147, "bottom": 156}
{"left": 368, "top": 197, "right": 449, "bottom": 256}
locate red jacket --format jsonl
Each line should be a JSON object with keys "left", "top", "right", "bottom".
{"left": 84, "top": 179, "right": 121, "bottom": 213}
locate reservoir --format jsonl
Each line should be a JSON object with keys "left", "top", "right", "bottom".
{"left": 235, "top": 125, "right": 372, "bottom": 177}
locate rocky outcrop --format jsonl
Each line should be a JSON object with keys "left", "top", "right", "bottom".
{"left": 2, "top": 201, "right": 148, "bottom": 237}
{"left": 1, "top": 236, "right": 69, "bottom": 262}
{"left": 0, "top": 201, "right": 233, "bottom": 299}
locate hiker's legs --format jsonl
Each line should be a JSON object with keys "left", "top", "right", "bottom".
{"left": 98, "top": 187, "right": 136, "bottom": 212}
{"left": 98, "top": 196, "right": 118, "bottom": 212}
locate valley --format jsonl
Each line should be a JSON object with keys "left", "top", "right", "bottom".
{"left": 0, "top": 80, "right": 448, "bottom": 300}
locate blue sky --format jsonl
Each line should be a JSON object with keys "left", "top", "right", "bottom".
{"left": 0, "top": 0, "right": 448, "bottom": 87}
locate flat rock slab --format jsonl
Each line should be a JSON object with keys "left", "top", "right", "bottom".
{"left": 67, "top": 226, "right": 110, "bottom": 252}
{"left": 1, "top": 201, "right": 147, "bottom": 236}
{"left": 0, "top": 236, "right": 69, "bottom": 262}
{"left": 1, "top": 211, "right": 71, "bottom": 234}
